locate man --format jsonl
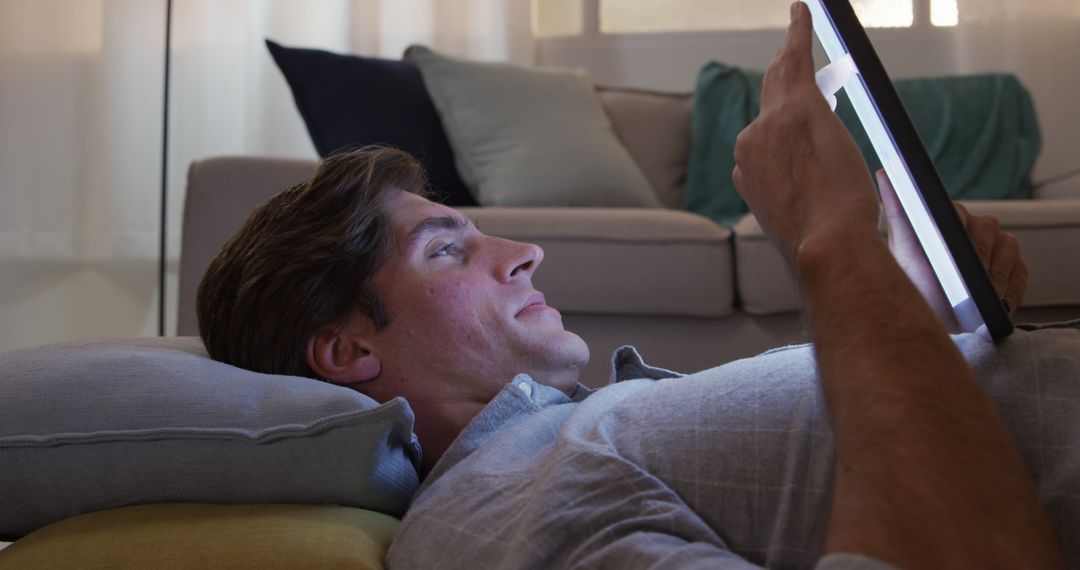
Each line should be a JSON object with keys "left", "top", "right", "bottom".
{"left": 198, "top": 4, "right": 1071, "bottom": 568}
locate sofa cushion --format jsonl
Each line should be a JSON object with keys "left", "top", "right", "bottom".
{"left": 733, "top": 199, "right": 1080, "bottom": 315}
{"left": 461, "top": 207, "right": 733, "bottom": 318}
{"left": 0, "top": 504, "right": 397, "bottom": 570}
{"left": 265, "top": 40, "right": 476, "bottom": 207}
{"left": 597, "top": 88, "right": 694, "bottom": 210}
{"left": 409, "top": 46, "right": 659, "bottom": 208}
{"left": 731, "top": 214, "right": 800, "bottom": 315}
{"left": 0, "top": 337, "right": 421, "bottom": 539}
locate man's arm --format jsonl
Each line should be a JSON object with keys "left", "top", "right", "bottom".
{"left": 732, "top": 3, "right": 1061, "bottom": 568}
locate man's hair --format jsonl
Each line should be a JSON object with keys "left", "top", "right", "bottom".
{"left": 197, "top": 145, "right": 430, "bottom": 378}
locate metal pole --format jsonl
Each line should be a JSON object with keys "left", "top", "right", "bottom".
{"left": 158, "top": 0, "right": 172, "bottom": 337}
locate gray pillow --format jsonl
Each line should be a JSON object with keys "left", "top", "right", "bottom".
{"left": 0, "top": 337, "right": 421, "bottom": 539}
{"left": 409, "top": 45, "right": 660, "bottom": 208}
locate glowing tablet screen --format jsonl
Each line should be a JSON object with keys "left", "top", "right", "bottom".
{"left": 802, "top": 0, "right": 1012, "bottom": 339}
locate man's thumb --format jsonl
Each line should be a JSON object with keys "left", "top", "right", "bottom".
{"left": 877, "top": 169, "right": 908, "bottom": 230}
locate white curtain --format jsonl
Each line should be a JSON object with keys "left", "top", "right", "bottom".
{"left": 0, "top": 0, "right": 166, "bottom": 351}
{"left": 0, "top": 0, "right": 534, "bottom": 352}
{"left": 947, "top": 0, "right": 1080, "bottom": 186}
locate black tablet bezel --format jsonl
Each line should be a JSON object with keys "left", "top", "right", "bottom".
{"left": 807, "top": 0, "right": 1013, "bottom": 341}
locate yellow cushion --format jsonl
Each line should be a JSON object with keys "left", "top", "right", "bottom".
{"left": 0, "top": 503, "right": 399, "bottom": 570}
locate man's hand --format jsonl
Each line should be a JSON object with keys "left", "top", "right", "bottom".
{"left": 731, "top": 4, "right": 1063, "bottom": 569}
{"left": 732, "top": 2, "right": 879, "bottom": 264}
{"left": 879, "top": 169, "right": 1029, "bottom": 331}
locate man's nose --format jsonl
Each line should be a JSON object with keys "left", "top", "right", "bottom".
{"left": 495, "top": 239, "right": 543, "bottom": 283}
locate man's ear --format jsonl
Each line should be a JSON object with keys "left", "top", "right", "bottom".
{"left": 307, "top": 314, "right": 382, "bottom": 388}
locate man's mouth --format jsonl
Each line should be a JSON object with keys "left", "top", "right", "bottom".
{"left": 516, "top": 292, "right": 554, "bottom": 317}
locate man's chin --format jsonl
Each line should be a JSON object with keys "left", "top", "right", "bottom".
{"left": 526, "top": 330, "right": 589, "bottom": 379}
{"left": 559, "top": 330, "right": 590, "bottom": 373}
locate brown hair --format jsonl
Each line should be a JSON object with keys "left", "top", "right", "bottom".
{"left": 196, "top": 145, "right": 429, "bottom": 378}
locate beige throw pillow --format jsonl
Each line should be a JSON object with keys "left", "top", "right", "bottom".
{"left": 409, "top": 46, "right": 659, "bottom": 208}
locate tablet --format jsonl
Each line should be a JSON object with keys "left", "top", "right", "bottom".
{"left": 802, "top": 0, "right": 1013, "bottom": 341}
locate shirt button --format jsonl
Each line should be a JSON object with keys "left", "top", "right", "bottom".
{"left": 517, "top": 382, "right": 533, "bottom": 398}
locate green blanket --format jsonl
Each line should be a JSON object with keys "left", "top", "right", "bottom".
{"left": 685, "top": 63, "right": 1042, "bottom": 227}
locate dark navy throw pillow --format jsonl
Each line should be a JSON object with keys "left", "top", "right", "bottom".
{"left": 266, "top": 39, "right": 476, "bottom": 206}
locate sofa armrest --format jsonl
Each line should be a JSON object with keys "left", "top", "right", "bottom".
{"left": 459, "top": 207, "right": 734, "bottom": 318}
{"left": 1033, "top": 173, "right": 1080, "bottom": 200}
{"left": 179, "top": 156, "right": 318, "bottom": 336}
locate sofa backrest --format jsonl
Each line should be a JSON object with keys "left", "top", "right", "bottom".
{"left": 179, "top": 89, "right": 695, "bottom": 336}
{"left": 597, "top": 87, "right": 693, "bottom": 210}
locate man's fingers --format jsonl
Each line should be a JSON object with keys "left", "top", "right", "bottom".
{"left": 763, "top": 2, "right": 816, "bottom": 103}
{"left": 987, "top": 232, "right": 1018, "bottom": 298}
{"left": 989, "top": 232, "right": 1027, "bottom": 315}
{"left": 877, "top": 170, "right": 903, "bottom": 225}
{"left": 780, "top": 2, "right": 814, "bottom": 77}
{"left": 962, "top": 206, "right": 1026, "bottom": 314}
{"left": 877, "top": 170, "right": 920, "bottom": 250}
{"left": 965, "top": 211, "right": 1000, "bottom": 267}
{"left": 954, "top": 202, "right": 972, "bottom": 223}
{"left": 1004, "top": 256, "right": 1029, "bottom": 316}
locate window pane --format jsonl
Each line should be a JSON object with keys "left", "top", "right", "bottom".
{"left": 533, "top": 0, "right": 583, "bottom": 38}
{"left": 851, "top": 0, "right": 913, "bottom": 27}
{"left": 600, "top": 0, "right": 914, "bottom": 32}
{"left": 601, "top": 0, "right": 789, "bottom": 32}
{"left": 931, "top": 0, "right": 959, "bottom": 26}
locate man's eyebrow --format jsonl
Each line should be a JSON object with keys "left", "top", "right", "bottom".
{"left": 403, "top": 215, "right": 473, "bottom": 250}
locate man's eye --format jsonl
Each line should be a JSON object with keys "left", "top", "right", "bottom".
{"left": 431, "top": 243, "right": 457, "bottom": 257}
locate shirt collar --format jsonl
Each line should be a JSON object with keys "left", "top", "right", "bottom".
{"left": 416, "top": 373, "right": 582, "bottom": 494}
{"left": 414, "top": 347, "right": 682, "bottom": 497}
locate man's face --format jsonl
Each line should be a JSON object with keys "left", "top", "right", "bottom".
{"left": 363, "top": 191, "right": 589, "bottom": 404}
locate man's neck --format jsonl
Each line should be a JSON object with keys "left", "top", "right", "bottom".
{"left": 403, "top": 366, "right": 582, "bottom": 477}
{"left": 410, "top": 399, "right": 488, "bottom": 477}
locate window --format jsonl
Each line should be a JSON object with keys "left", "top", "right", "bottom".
{"left": 533, "top": 0, "right": 584, "bottom": 37}
{"left": 533, "top": 0, "right": 960, "bottom": 37}
{"left": 601, "top": 0, "right": 794, "bottom": 32}
{"left": 930, "top": 0, "right": 959, "bottom": 26}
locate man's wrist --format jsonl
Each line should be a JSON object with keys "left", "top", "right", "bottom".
{"left": 794, "top": 220, "right": 884, "bottom": 287}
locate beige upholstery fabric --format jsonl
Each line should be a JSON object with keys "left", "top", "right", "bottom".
{"left": 461, "top": 207, "right": 733, "bottom": 318}
{"left": 178, "top": 158, "right": 731, "bottom": 336}
{"left": 730, "top": 215, "right": 800, "bottom": 315}
{"left": 178, "top": 157, "right": 317, "bottom": 336}
{"left": 598, "top": 88, "right": 693, "bottom": 210}
{"left": 1033, "top": 176, "right": 1080, "bottom": 201}
{"left": 733, "top": 199, "right": 1080, "bottom": 315}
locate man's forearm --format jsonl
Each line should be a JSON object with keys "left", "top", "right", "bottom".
{"left": 796, "top": 226, "right": 1061, "bottom": 569}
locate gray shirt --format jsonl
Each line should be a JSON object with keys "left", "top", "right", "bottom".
{"left": 387, "top": 322, "right": 1080, "bottom": 569}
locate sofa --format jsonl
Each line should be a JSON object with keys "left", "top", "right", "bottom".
{"left": 5, "top": 51, "right": 1080, "bottom": 567}
{"left": 177, "top": 85, "right": 1080, "bottom": 386}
